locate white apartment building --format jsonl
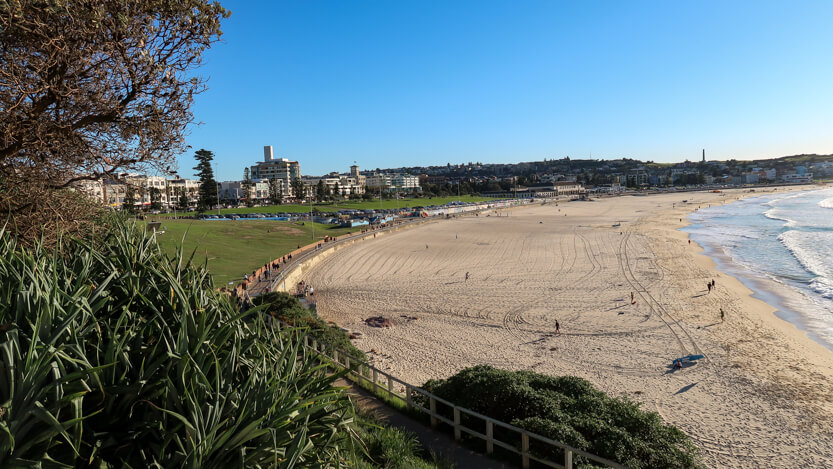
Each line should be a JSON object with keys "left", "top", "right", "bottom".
{"left": 124, "top": 174, "right": 169, "bottom": 208}
{"left": 165, "top": 178, "right": 200, "bottom": 208}
{"left": 781, "top": 173, "right": 814, "bottom": 183}
{"left": 250, "top": 146, "right": 301, "bottom": 196}
{"left": 72, "top": 179, "right": 104, "bottom": 203}
{"left": 220, "top": 179, "right": 283, "bottom": 204}
{"left": 365, "top": 172, "right": 420, "bottom": 192}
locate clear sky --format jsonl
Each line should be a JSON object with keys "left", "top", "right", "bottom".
{"left": 177, "top": 0, "right": 833, "bottom": 181}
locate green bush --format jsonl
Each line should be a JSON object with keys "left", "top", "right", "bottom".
{"left": 253, "top": 291, "right": 366, "bottom": 360}
{"left": 422, "top": 366, "right": 703, "bottom": 469}
{"left": 0, "top": 222, "right": 357, "bottom": 467}
{"left": 351, "top": 411, "right": 453, "bottom": 469}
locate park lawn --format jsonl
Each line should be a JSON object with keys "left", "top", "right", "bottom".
{"left": 155, "top": 195, "right": 492, "bottom": 217}
{"left": 146, "top": 219, "right": 355, "bottom": 286}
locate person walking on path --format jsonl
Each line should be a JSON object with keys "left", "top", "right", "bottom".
{"left": 555, "top": 319, "right": 561, "bottom": 335}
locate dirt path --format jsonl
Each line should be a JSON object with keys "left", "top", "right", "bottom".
{"left": 338, "top": 378, "right": 515, "bottom": 468}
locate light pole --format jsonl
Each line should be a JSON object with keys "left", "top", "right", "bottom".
{"left": 309, "top": 192, "right": 314, "bottom": 240}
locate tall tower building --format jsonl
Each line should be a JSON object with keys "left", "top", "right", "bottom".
{"left": 702, "top": 149, "right": 705, "bottom": 163}
{"left": 350, "top": 164, "right": 360, "bottom": 178}
{"left": 251, "top": 145, "right": 300, "bottom": 195}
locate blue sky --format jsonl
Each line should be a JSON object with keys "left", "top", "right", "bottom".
{"left": 178, "top": 1, "right": 833, "bottom": 181}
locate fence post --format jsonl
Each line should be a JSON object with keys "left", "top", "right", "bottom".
{"left": 429, "top": 398, "right": 438, "bottom": 428}
{"left": 372, "top": 369, "right": 378, "bottom": 390}
{"left": 453, "top": 407, "right": 461, "bottom": 440}
{"left": 312, "top": 339, "right": 318, "bottom": 352}
{"left": 333, "top": 349, "right": 339, "bottom": 366}
{"left": 522, "top": 433, "right": 530, "bottom": 469}
{"left": 486, "top": 421, "right": 494, "bottom": 454}
{"left": 565, "top": 449, "right": 573, "bottom": 469}
{"left": 406, "top": 386, "right": 412, "bottom": 407}
{"left": 304, "top": 335, "right": 309, "bottom": 347}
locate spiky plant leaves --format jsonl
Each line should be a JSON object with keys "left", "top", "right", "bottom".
{"left": 0, "top": 220, "right": 358, "bottom": 467}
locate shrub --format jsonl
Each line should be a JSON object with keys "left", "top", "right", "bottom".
{"left": 422, "top": 365, "right": 703, "bottom": 469}
{"left": 0, "top": 222, "right": 356, "bottom": 467}
{"left": 253, "top": 291, "right": 366, "bottom": 360}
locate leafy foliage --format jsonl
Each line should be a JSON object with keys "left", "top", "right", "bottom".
{"left": 253, "top": 292, "right": 365, "bottom": 360}
{"left": 352, "top": 411, "right": 452, "bottom": 469}
{"left": 422, "top": 366, "right": 703, "bottom": 469}
{"left": 0, "top": 220, "right": 356, "bottom": 467}
{"left": 194, "top": 149, "right": 219, "bottom": 212}
{"left": 0, "top": 0, "right": 228, "bottom": 241}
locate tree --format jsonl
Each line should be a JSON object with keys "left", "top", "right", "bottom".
{"left": 0, "top": 0, "right": 228, "bottom": 242}
{"left": 177, "top": 188, "right": 190, "bottom": 211}
{"left": 149, "top": 187, "right": 163, "bottom": 211}
{"left": 242, "top": 168, "right": 254, "bottom": 207}
{"left": 316, "top": 180, "right": 327, "bottom": 202}
{"left": 333, "top": 182, "right": 341, "bottom": 199}
{"left": 193, "top": 149, "right": 218, "bottom": 212}
{"left": 268, "top": 179, "right": 282, "bottom": 205}
{"left": 122, "top": 185, "right": 136, "bottom": 214}
{"left": 291, "top": 177, "right": 305, "bottom": 202}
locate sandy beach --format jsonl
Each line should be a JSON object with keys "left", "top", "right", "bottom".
{"left": 305, "top": 189, "right": 833, "bottom": 468}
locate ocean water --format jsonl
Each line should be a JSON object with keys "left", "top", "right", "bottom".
{"left": 684, "top": 188, "right": 833, "bottom": 349}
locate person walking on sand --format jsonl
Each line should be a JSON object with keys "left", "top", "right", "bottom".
{"left": 555, "top": 319, "right": 561, "bottom": 335}
{"left": 712, "top": 279, "right": 716, "bottom": 290}
{"left": 707, "top": 282, "right": 712, "bottom": 293}
{"left": 720, "top": 308, "right": 725, "bottom": 322}
{"left": 465, "top": 272, "right": 470, "bottom": 282}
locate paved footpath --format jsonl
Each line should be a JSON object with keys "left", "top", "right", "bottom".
{"left": 337, "top": 378, "right": 515, "bottom": 469}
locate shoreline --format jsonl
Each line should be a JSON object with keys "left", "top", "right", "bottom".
{"left": 686, "top": 210, "right": 833, "bottom": 352}
{"left": 678, "top": 186, "right": 833, "bottom": 355}
{"left": 305, "top": 187, "right": 833, "bottom": 468}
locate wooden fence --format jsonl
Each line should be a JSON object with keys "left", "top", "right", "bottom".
{"left": 271, "top": 320, "right": 626, "bottom": 469}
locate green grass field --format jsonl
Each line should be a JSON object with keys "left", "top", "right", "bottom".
{"left": 157, "top": 195, "right": 492, "bottom": 217}
{"left": 146, "top": 219, "right": 355, "bottom": 285}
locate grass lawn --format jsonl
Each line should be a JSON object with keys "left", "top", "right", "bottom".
{"left": 145, "top": 219, "right": 355, "bottom": 286}
{"left": 156, "top": 195, "right": 492, "bottom": 217}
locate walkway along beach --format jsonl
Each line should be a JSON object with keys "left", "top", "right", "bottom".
{"left": 302, "top": 188, "right": 833, "bottom": 468}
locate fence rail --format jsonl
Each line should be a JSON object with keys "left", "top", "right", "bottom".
{"left": 256, "top": 199, "right": 626, "bottom": 469}
{"left": 271, "top": 321, "right": 625, "bottom": 469}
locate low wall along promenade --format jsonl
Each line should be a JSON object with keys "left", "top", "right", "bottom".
{"left": 238, "top": 197, "right": 626, "bottom": 469}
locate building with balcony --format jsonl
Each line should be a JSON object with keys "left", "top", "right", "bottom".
{"left": 250, "top": 145, "right": 301, "bottom": 196}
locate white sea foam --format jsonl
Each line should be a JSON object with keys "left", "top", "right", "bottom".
{"left": 779, "top": 230, "right": 833, "bottom": 299}
{"left": 818, "top": 197, "right": 833, "bottom": 210}
{"left": 764, "top": 208, "right": 796, "bottom": 226}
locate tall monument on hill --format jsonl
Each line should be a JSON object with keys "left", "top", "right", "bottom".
{"left": 702, "top": 149, "right": 705, "bottom": 162}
